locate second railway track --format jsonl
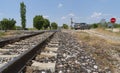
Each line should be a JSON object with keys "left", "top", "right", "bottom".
{"left": 0, "top": 31, "right": 44, "bottom": 47}
{"left": 0, "top": 31, "right": 56, "bottom": 73}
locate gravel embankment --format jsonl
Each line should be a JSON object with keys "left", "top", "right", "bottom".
{"left": 55, "top": 32, "right": 111, "bottom": 73}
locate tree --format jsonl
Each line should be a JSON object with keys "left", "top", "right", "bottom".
{"left": 0, "top": 18, "right": 8, "bottom": 30}
{"left": 43, "top": 19, "right": 50, "bottom": 29}
{"left": 51, "top": 22, "right": 58, "bottom": 29}
{"left": 90, "top": 23, "right": 99, "bottom": 28}
{"left": 62, "top": 24, "right": 69, "bottom": 29}
{"left": 20, "top": 2, "right": 26, "bottom": 29}
{"left": 113, "top": 23, "right": 120, "bottom": 28}
{"left": 33, "top": 15, "right": 44, "bottom": 30}
{"left": 0, "top": 18, "right": 16, "bottom": 30}
{"left": 9, "top": 18, "right": 16, "bottom": 29}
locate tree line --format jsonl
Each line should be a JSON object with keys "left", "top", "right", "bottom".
{"left": 0, "top": 16, "right": 59, "bottom": 30}
{"left": 90, "top": 22, "right": 120, "bottom": 28}
{"left": 33, "top": 15, "right": 58, "bottom": 30}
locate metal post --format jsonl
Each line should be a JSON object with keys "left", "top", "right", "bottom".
{"left": 71, "top": 18, "right": 73, "bottom": 29}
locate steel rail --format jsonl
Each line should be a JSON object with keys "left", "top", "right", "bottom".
{"left": 0, "top": 31, "right": 44, "bottom": 47}
{"left": 0, "top": 31, "right": 56, "bottom": 73}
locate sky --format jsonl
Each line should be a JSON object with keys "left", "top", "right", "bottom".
{"left": 0, "top": 0, "right": 120, "bottom": 28}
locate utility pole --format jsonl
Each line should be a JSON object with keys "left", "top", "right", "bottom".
{"left": 71, "top": 18, "right": 73, "bottom": 29}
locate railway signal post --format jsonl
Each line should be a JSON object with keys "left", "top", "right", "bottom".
{"left": 110, "top": 18, "right": 116, "bottom": 31}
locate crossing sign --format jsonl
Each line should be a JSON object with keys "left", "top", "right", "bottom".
{"left": 110, "top": 18, "right": 116, "bottom": 23}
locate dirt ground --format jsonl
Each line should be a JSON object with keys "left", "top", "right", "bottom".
{"left": 64, "top": 29, "right": 120, "bottom": 73}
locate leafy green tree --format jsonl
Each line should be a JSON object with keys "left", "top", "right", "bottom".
{"left": 51, "top": 22, "right": 58, "bottom": 29}
{"left": 9, "top": 18, "right": 16, "bottom": 29}
{"left": 113, "top": 23, "right": 120, "bottom": 28}
{"left": 20, "top": 2, "right": 26, "bottom": 29}
{"left": 33, "top": 15, "right": 44, "bottom": 30}
{"left": 62, "top": 24, "right": 69, "bottom": 29}
{"left": 0, "top": 18, "right": 16, "bottom": 30}
{"left": 43, "top": 19, "right": 50, "bottom": 29}
{"left": 90, "top": 23, "right": 99, "bottom": 28}
{"left": 0, "top": 18, "right": 8, "bottom": 30}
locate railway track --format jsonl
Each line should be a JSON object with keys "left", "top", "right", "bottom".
{"left": 25, "top": 32, "right": 60, "bottom": 73}
{"left": 0, "top": 31, "right": 112, "bottom": 73}
{"left": 0, "top": 31, "right": 44, "bottom": 47}
{"left": 0, "top": 31, "right": 56, "bottom": 73}
{"left": 24, "top": 32, "right": 109, "bottom": 73}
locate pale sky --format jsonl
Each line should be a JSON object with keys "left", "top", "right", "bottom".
{"left": 0, "top": 0, "right": 120, "bottom": 27}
